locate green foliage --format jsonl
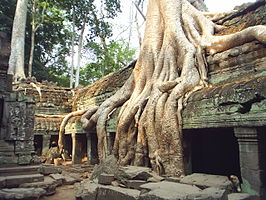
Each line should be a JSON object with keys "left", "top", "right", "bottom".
{"left": 79, "top": 39, "right": 136, "bottom": 85}
{"left": 0, "top": 0, "right": 16, "bottom": 34}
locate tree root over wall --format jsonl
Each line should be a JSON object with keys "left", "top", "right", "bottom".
{"left": 59, "top": 0, "right": 266, "bottom": 177}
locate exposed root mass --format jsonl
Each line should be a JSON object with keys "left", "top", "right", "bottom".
{"left": 79, "top": 0, "right": 266, "bottom": 176}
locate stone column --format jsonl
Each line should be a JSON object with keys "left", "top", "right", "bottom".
{"left": 86, "top": 132, "right": 98, "bottom": 164}
{"left": 234, "top": 127, "right": 266, "bottom": 199}
{"left": 107, "top": 132, "right": 115, "bottom": 155}
{"left": 72, "top": 133, "right": 83, "bottom": 164}
{"left": 42, "top": 134, "right": 51, "bottom": 155}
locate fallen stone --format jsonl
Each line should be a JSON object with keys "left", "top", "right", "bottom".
{"left": 76, "top": 179, "right": 140, "bottom": 200}
{"left": 124, "top": 180, "right": 147, "bottom": 190}
{"left": 49, "top": 173, "right": 65, "bottom": 186}
{"left": 139, "top": 181, "right": 201, "bottom": 200}
{"left": 39, "top": 164, "right": 62, "bottom": 175}
{"left": 90, "top": 155, "right": 119, "bottom": 180}
{"left": 180, "top": 173, "right": 233, "bottom": 191}
{"left": 4, "top": 174, "right": 44, "bottom": 187}
{"left": 116, "top": 166, "right": 153, "bottom": 181}
{"left": 75, "top": 180, "right": 98, "bottom": 200}
{"left": 19, "top": 176, "right": 57, "bottom": 196}
{"left": 163, "top": 176, "right": 181, "bottom": 183}
{"left": 97, "top": 185, "right": 140, "bottom": 200}
{"left": 147, "top": 172, "right": 165, "bottom": 182}
{"left": 228, "top": 193, "right": 260, "bottom": 200}
{"left": 0, "top": 177, "right": 6, "bottom": 188}
{"left": 187, "top": 187, "right": 228, "bottom": 200}
{"left": 63, "top": 174, "right": 78, "bottom": 185}
{"left": 98, "top": 173, "right": 115, "bottom": 185}
{"left": 0, "top": 188, "right": 46, "bottom": 200}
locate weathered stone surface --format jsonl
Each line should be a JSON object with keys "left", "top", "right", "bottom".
{"left": 76, "top": 180, "right": 140, "bottom": 200}
{"left": 49, "top": 173, "right": 65, "bottom": 186}
{"left": 97, "top": 185, "right": 140, "bottom": 200}
{"left": 228, "top": 193, "right": 260, "bottom": 200}
{"left": 39, "top": 164, "right": 62, "bottom": 175}
{"left": 180, "top": 173, "right": 233, "bottom": 191}
{"left": 19, "top": 176, "right": 57, "bottom": 196}
{"left": 76, "top": 180, "right": 98, "bottom": 200}
{"left": 124, "top": 180, "right": 147, "bottom": 190}
{"left": 98, "top": 173, "right": 115, "bottom": 185}
{"left": 90, "top": 155, "right": 119, "bottom": 180}
{"left": 4, "top": 174, "right": 44, "bottom": 187}
{"left": 147, "top": 173, "right": 164, "bottom": 182}
{"left": 187, "top": 187, "right": 228, "bottom": 200}
{"left": 0, "top": 188, "right": 46, "bottom": 200}
{"left": 63, "top": 174, "right": 78, "bottom": 185}
{"left": 116, "top": 166, "right": 153, "bottom": 181}
{"left": 139, "top": 181, "right": 201, "bottom": 200}
{"left": 0, "top": 165, "right": 41, "bottom": 176}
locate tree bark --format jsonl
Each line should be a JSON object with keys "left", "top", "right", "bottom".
{"left": 74, "top": 19, "right": 86, "bottom": 88}
{"left": 80, "top": 0, "right": 266, "bottom": 177}
{"left": 8, "top": 0, "right": 29, "bottom": 81}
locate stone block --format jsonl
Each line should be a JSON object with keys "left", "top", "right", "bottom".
{"left": 39, "top": 164, "right": 62, "bottom": 175}
{"left": 49, "top": 173, "right": 65, "bottom": 186}
{"left": 75, "top": 181, "right": 99, "bottom": 200}
{"left": 187, "top": 187, "right": 228, "bottom": 200}
{"left": 180, "top": 173, "right": 233, "bottom": 191}
{"left": 139, "top": 181, "right": 201, "bottom": 200}
{"left": 0, "top": 188, "right": 46, "bottom": 200}
{"left": 124, "top": 180, "right": 147, "bottom": 190}
{"left": 63, "top": 175, "right": 78, "bottom": 185}
{"left": 20, "top": 176, "right": 57, "bottom": 196}
{"left": 0, "top": 177, "right": 6, "bottom": 188}
{"left": 90, "top": 155, "right": 119, "bottom": 180}
{"left": 98, "top": 173, "right": 115, "bottom": 185}
{"left": 116, "top": 166, "right": 153, "bottom": 181}
{"left": 97, "top": 185, "right": 140, "bottom": 200}
{"left": 5, "top": 174, "right": 44, "bottom": 187}
{"left": 228, "top": 193, "right": 259, "bottom": 200}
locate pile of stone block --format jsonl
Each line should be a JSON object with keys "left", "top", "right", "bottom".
{"left": 0, "top": 164, "right": 85, "bottom": 200}
{"left": 76, "top": 156, "right": 259, "bottom": 200}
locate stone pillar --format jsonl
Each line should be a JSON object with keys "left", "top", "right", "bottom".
{"left": 107, "top": 132, "right": 115, "bottom": 155}
{"left": 72, "top": 133, "right": 83, "bottom": 164}
{"left": 86, "top": 132, "right": 98, "bottom": 164}
{"left": 42, "top": 134, "right": 51, "bottom": 155}
{"left": 234, "top": 127, "right": 266, "bottom": 199}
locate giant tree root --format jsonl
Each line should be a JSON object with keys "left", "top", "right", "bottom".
{"left": 79, "top": 0, "right": 266, "bottom": 177}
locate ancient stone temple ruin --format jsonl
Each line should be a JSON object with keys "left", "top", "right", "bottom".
{"left": 0, "top": 1, "right": 266, "bottom": 200}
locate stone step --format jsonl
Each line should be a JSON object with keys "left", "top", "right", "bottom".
{"left": 0, "top": 140, "right": 14, "bottom": 152}
{"left": 0, "top": 173, "right": 44, "bottom": 188}
{"left": 0, "top": 165, "right": 41, "bottom": 176}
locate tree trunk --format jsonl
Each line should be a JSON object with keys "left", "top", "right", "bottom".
{"left": 81, "top": 0, "right": 266, "bottom": 177}
{"left": 70, "top": 0, "right": 76, "bottom": 88}
{"left": 74, "top": 20, "right": 86, "bottom": 88}
{"left": 28, "top": 28, "right": 36, "bottom": 77}
{"left": 8, "top": 0, "right": 28, "bottom": 81}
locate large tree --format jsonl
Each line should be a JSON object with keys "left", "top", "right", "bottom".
{"left": 61, "top": 0, "right": 266, "bottom": 176}
{"left": 8, "top": 0, "right": 29, "bottom": 81}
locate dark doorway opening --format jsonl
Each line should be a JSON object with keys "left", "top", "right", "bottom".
{"left": 34, "top": 135, "right": 43, "bottom": 156}
{"left": 184, "top": 128, "right": 241, "bottom": 179}
{"left": 0, "top": 99, "right": 4, "bottom": 128}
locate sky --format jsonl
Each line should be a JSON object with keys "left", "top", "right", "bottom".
{"left": 112, "top": 0, "right": 257, "bottom": 50}
{"left": 205, "top": 0, "right": 256, "bottom": 12}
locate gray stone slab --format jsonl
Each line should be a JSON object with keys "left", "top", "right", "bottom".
{"left": 39, "top": 164, "right": 62, "bottom": 175}
{"left": 76, "top": 181, "right": 98, "bottom": 200}
{"left": 5, "top": 174, "right": 44, "bottom": 187}
{"left": 98, "top": 173, "right": 115, "bottom": 185}
{"left": 125, "top": 180, "right": 147, "bottom": 190}
{"left": 116, "top": 166, "right": 153, "bottom": 181}
{"left": 180, "top": 173, "right": 233, "bottom": 191}
{"left": 0, "top": 187, "right": 46, "bottom": 200}
{"left": 97, "top": 185, "right": 140, "bottom": 200}
{"left": 19, "top": 176, "right": 57, "bottom": 196}
{"left": 49, "top": 173, "right": 65, "bottom": 186}
{"left": 139, "top": 181, "right": 201, "bottom": 200}
{"left": 228, "top": 193, "right": 260, "bottom": 200}
{"left": 187, "top": 187, "right": 228, "bottom": 200}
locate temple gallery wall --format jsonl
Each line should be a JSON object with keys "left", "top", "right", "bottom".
{"left": 0, "top": 1, "right": 265, "bottom": 199}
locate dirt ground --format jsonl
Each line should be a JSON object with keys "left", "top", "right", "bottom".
{"left": 40, "top": 185, "right": 76, "bottom": 200}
